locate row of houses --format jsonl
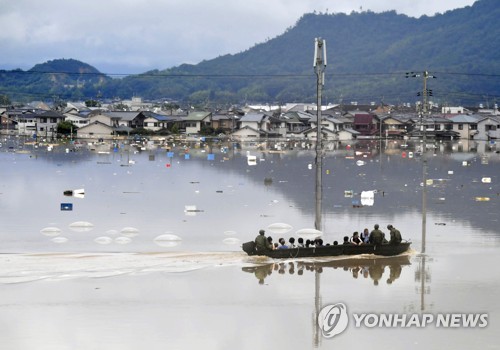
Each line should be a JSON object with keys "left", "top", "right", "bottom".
{"left": 1, "top": 102, "right": 499, "bottom": 141}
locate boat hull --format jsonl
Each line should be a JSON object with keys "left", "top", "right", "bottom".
{"left": 242, "top": 241, "right": 412, "bottom": 258}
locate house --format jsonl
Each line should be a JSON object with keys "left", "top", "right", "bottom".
{"left": 475, "top": 115, "right": 500, "bottom": 140}
{"left": 142, "top": 112, "right": 174, "bottom": 132}
{"left": 76, "top": 121, "right": 115, "bottom": 139}
{"left": 15, "top": 110, "right": 65, "bottom": 138}
{"left": 105, "top": 111, "right": 145, "bottom": 129}
{"left": 239, "top": 113, "right": 269, "bottom": 132}
{"left": 449, "top": 114, "right": 480, "bottom": 139}
{"left": 380, "top": 115, "right": 409, "bottom": 138}
{"left": 353, "top": 113, "right": 379, "bottom": 137}
{"left": 211, "top": 112, "right": 239, "bottom": 133}
{"left": 180, "top": 111, "right": 212, "bottom": 134}
{"left": 231, "top": 125, "right": 266, "bottom": 139}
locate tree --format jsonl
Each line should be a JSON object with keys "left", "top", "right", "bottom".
{"left": 57, "top": 121, "right": 77, "bottom": 135}
{"left": 85, "top": 99, "right": 101, "bottom": 107}
{"left": 0, "top": 94, "right": 11, "bottom": 106}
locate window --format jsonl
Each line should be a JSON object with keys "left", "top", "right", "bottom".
{"left": 435, "top": 124, "right": 441, "bottom": 130}
{"left": 470, "top": 124, "right": 477, "bottom": 130}
{"left": 458, "top": 124, "right": 463, "bottom": 130}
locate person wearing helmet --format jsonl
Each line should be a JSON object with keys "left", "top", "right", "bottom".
{"left": 387, "top": 224, "right": 402, "bottom": 244}
{"left": 255, "top": 229, "right": 272, "bottom": 252}
{"left": 369, "top": 224, "right": 385, "bottom": 245}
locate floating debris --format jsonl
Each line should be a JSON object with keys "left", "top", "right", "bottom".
{"left": 435, "top": 223, "right": 447, "bottom": 226}
{"left": 60, "top": 203, "right": 73, "bottom": 211}
{"left": 223, "top": 237, "right": 240, "bottom": 245}
{"left": 154, "top": 233, "right": 181, "bottom": 247}
{"left": 68, "top": 221, "right": 94, "bottom": 232}
{"left": 360, "top": 190, "right": 374, "bottom": 206}
{"left": 184, "top": 205, "right": 204, "bottom": 216}
{"left": 120, "top": 227, "right": 139, "bottom": 237}
{"left": 247, "top": 155, "right": 257, "bottom": 166}
{"left": 356, "top": 160, "right": 365, "bottom": 166}
{"left": 295, "top": 228, "right": 323, "bottom": 240}
{"left": 95, "top": 236, "right": 113, "bottom": 245}
{"left": 482, "top": 177, "right": 492, "bottom": 183}
{"left": 40, "top": 227, "right": 62, "bottom": 237}
{"left": 267, "top": 223, "right": 293, "bottom": 234}
{"left": 51, "top": 237, "right": 68, "bottom": 244}
{"left": 475, "top": 197, "right": 490, "bottom": 202}
{"left": 115, "top": 237, "right": 132, "bottom": 245}
{"left": 344, "top": 190, "right": 354, "bottom": 198}
{"left": 63, "top": 189, "right": 85, "bottom": 198}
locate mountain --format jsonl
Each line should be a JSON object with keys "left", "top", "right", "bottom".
{"left": 1, "top": 0, "right": 499, "bottom": 106}
{"left": 0, "top": 59, "right": 110, "bottom": 102}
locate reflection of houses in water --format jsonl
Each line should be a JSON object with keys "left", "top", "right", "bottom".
{"left": 242, "top": 255, "right": 411, "bottom": 286}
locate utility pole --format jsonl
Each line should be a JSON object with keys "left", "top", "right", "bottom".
{"left": 406, "top": 70, "right": 436, "bottom": 254}
{"left": 314, "top": 37, "right": 327, "bottom": 232}
{"left": 313, "top": 37, "right": 327, "bottom": 349}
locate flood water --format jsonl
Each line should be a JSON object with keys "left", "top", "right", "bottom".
{"left": 0, "top": 136, "right": 499, "bottom": 349}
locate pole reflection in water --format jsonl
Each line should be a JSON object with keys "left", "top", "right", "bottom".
{"left": 415, "top": 254, "right": 432, "bottom": 311}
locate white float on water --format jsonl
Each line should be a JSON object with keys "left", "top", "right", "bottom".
{"left": 267, "top": 223, "right": 293, "bottom": 234}
{"left": 115, "top": 237, "right": 132, "bottom": 245}
{"left": 51, "top": 237, "right": 68, "bottom": 244}
{"left": 68, "top": 221, "right": 94, "bottom": 232}
{"left": 95, "top": 236, "right": 113, "bottom": 245}
{"left": 120, "top": 227, "right": 139, "bottom": 237}
{"left": 40, "top": 227, "right": 62, "bottom": 237}
{"left": 295, "top": 228, "right": 323, "bottom": 240}
{"left": 153, "top": 233, "right": 182, "bottom": 247}
{"left": 222, "top": 237, "right": 240, "bottom": 245}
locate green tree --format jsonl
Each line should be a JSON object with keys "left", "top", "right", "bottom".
{"left": 85, "top": 99, "right": 101, "bottom": 107}
{"left": 0, "top": 94, "right": 11, "bottom": 105}
{"left": 57, "top": 121, "right": 77, "bottom": 135}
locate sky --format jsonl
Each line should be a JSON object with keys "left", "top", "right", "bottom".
{"left": 0, "top": 0, "right": 477, "bottom": 75}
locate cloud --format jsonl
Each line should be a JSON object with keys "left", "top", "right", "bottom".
{"left": 0, "top": 0, "right": 476, "bottom": 74}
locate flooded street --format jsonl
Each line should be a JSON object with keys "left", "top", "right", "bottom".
{"left": 0, "top": 136, "right": 499, "bottom": 349}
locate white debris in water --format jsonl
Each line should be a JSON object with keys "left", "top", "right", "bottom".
{"left": 51, "top": 237, "right": 68, "bottom": 244}
{"left": 153, "top": 232, "right": 182, "bottom": 247}
{"left": 267, "top": 223, "right": 293, "bottom": 234}
{"left": 295, "top": 228, "right": 323, "bottom": 240}
{"left": 120, "top": 227, "right": 139, "bottom": 237}
{"left": 40, "top": 227, "right": 62, "bottom": 237}
{"left": 68, "top": 221, "right": 94, "bottom": 232}
{"left": 95, "top": 236, "right": 113, "bottom": 245}
{"left": 222, "top": 237, "right": 240, "bottom": 245}
{"left": 115, "top": 237, "right": 132, "bottom": 245}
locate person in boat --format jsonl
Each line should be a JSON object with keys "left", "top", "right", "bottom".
{"left": 288, "top": 237, "right": 296, "bottom": 248}
{"left": 360, "top": 228, "right": 370, "bottom": 243}
{"left": 278, "top": 238, "right": 288, "bottom": 249}
{"left": 297, "top": 237, "right": 305, "bottom": 248}
{"left": 387, "top": 224, "right": 402, "bottom": 245}
{"left": 369, "top": 224, "right": 385, "bottom": 245}
{"left": 350, "top": 231, "right": 362, "bottom": 245}
{"left": 255, "top": 229, "right": 273, "bottom": 252}
{"left": 333, "top": 240, "right": 338, "bottom": 246}
{"left": 315, "top": 238, "right": 324, "bottom": 247}
{"left": 267, "top": 236, "right": 274, "bottom": 248}
{"left": 343, "top": 236, "right": 352, "bottom": 245}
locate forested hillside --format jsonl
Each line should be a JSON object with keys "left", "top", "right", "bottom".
{"left": 1, "top": 0, "right": 498, "bottom": 106}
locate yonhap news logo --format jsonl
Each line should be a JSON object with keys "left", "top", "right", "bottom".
{"left": 318, "top": 303, "right": 488, "bottom": 339}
